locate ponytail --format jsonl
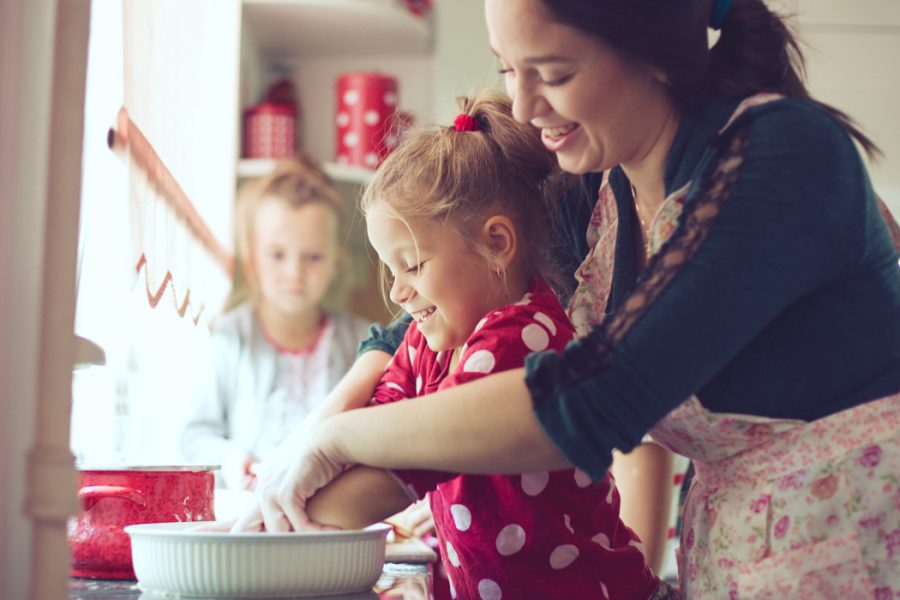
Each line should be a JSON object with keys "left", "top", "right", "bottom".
{"left": 710, "top": 0, "right": 879, "bottom": 157}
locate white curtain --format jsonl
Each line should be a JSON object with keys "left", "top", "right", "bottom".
{"left": 73, "top": 0, "right": 240, "bottom": 464}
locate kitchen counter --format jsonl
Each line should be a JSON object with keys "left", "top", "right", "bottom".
{"left": 69, "top": 563, "right": 432, "bottom": 600}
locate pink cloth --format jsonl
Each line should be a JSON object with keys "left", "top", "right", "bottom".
{"left": 371, "top": 278, "right": 661, "bottom": 600}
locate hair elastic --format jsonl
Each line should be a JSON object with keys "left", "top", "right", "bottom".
{"left": 453, "top": 113, "right": 480, "bottom": 132}
{"left": 709, "top": 0, "right": 732, "bottom": 30}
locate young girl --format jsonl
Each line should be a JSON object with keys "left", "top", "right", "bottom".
{"left": 181, "top": 156, "right": 370, "bottom": 489}
{"left": 294, "top": 93, "right": 673, "bottom": 600}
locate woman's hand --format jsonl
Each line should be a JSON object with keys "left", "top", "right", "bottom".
{"left": 231, "top": 421, "right": 347, "bottom": 533}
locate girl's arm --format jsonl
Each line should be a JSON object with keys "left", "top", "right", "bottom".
{"left": 610, "top": 445, "right": 674, "bottom": 574}
{"left": 305, "top": 465, "right": 412, "bottom": 531}
{"left": 299, "top": 349, "right": 392, "bottom": 430}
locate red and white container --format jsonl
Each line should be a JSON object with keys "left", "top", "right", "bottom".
{"left": 335, "top": 72, "right": 399, "bottom": 169}
{"left": 68, "top": 465, "right": 217, "bottom": 579}
{"left": 243, "top": 102, "right": 296, "bottom": 159}
{"left": 243, "top": 79, "right": 299, "bottom": 159}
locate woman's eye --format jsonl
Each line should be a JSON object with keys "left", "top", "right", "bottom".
{"left": 306, "top": 253, "right": 323, "bottom": 263}
{"left": 542, "top": 73, "right": 574, "bottom": 87}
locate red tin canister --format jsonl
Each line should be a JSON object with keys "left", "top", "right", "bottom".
{"left": 335, "top": 72, "right": 399, "bottom": 169}
{"left": 68, "top": 465, "right": 217, "bottom": 579}
{"left": 243, "top": 101, "right": 296, "bottom": 159}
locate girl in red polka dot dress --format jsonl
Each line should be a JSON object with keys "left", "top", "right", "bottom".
{"left": 302, "top": 92, "right": 675, "bottom": 600}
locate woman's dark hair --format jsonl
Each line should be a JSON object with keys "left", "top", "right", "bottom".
{"left": 542, "top": 0, "right": 879, "bottom": 157}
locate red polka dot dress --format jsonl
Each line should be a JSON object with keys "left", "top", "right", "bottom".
{"left": 371, "top": 278, "right": 662, "bottom": 600}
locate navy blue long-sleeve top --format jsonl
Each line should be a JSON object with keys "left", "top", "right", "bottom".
{"left": 526, "top": 95, "right": 900, "bottom": 480}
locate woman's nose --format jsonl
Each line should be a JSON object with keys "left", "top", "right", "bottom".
{"left": 510, "top": 78, "right": 542, "bottom": 125}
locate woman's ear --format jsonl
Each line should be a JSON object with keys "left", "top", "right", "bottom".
{"left": 481, "top": 215, "right": 517, "bottom": 271}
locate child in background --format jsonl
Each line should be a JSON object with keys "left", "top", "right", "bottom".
{"left": 181, "top": 156, "right": 370, "bottom": 489}
{"left": 288, "top": 93, "right": 673, "bottom": 600}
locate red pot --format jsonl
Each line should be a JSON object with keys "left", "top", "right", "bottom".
{"left": 68, "top": 465, "right": 218, "bottom": 579}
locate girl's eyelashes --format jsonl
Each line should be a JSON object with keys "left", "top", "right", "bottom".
{"left": 405, "top": 260, "right": 427, "bottom": 275}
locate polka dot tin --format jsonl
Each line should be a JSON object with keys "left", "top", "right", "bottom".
{"left": 335, "top": 72, "right": 399, "bottom": 169}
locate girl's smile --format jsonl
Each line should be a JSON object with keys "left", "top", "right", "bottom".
{"left": 365, "top": 204, "right": 502, "bottom": 353}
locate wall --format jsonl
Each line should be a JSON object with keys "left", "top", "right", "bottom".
{"left": 770, "top": 0, "right": 900, "bottom": 215}
{"left": 0, "top": 0, "right": 57, "bottom": 597}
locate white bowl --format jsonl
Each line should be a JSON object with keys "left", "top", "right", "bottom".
{"left": 125, "top": 521, "right": 391, "bottom": 598}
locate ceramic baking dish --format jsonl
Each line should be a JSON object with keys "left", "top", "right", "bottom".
{"left": 125, "top": 521, "right": 390, "bottom": 598}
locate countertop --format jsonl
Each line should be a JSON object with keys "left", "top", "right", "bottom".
{"left": 69, "top": 563, "right": 432, "bottom": 600}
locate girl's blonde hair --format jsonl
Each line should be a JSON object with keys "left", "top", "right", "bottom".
{"left": 361, "top": 91, "right": 559, "bottom": 301}
{"left": 229, "top": 154, "right": 345, "bottom": 308}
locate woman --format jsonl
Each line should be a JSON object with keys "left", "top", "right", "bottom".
{"left": 241, "top": 0, "right": 900, "bottom": 596}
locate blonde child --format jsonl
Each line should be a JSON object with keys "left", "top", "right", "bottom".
{"left": 181, "top": 156, "right": 370, "bottom": 489}
{"left": 277, "top": 94, "right": 673, "bottom": 600}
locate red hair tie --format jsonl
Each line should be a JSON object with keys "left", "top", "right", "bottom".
{"left": 453, "top": 113, "right": 480, "bottom": 132}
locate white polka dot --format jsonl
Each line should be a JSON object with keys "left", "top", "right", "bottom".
{"left": 343, "top": 90, "right": 360, "bottom": 105}
{"left": 521, "top": 323, "right": 549, "bottom": 351}
{"left": 563, "top": 514, "right": 574, "bottom": 535}
{"left": 478, "top": 579, "right": 502, "bottom": 600}
{"left": 629, "top": 539, "right": 646, "bottom": 556}
{"left": 460, "top": 343, "right": 468, "bottom": 356}
{"left": 415, "top": 375, "right": 423, "bottom": 394}
{"left": 573, "top": 469, "right": 592, "bottom": 488}
{"left": 336, "top": 112, "right": 350, "bottom": 127}
{"left": 474, "top": 317, "right": 488, "bottom": 332}
{"left": 363, "top": 109, "right": 381, "bottom": 125}
{"left": 385, "top": 382, "right": 405, "bottom": 393}
{"left": 533, "top": 312, "right": 557, "bottom": 335}
{"left": 606, "top": 477, "right": 616, "bottom": 504}
{"left": 385, "top": 133, "right": 399, "bottom": 149}
{"left": 450, "top": 504, "right": 471, "bottom": 531}
{"left": 364, "top": 152, "right": 379, "bottom": 167}
{"left": 591, "top": 532, "right": 611, "bottom": 548}
{"left": 407, "top": 346, "right": 417, "bottom": 364}
{"left": 514, "top": 293, "right": 533, "bottom": 306}
{"left": 495, "top": 524, "right": 526, "bottom": 556}
{"left": 449, "top": 579, "right": 457, "bottom": 599}
{"left": 521, "top": 471, "right": 549, "bottom": 496}
{"left": 343, "top": 131, "right": 359, "bottom": 148}
{"left": 601, "top": 581, "right": 610, "bottom": 600}
{"left": 445, "top": 541, "right": 460, "bottom": 567}
{"left": 383, "top": 91, "right": 398, "bottom": 106}
{"left": 549, "top": 544, "right": 579, "bottom": 569}
{"left": 464, "top": 349, "right": 496, "bottom": 374}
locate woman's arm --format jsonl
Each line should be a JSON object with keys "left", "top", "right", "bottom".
{"left": 327, "top": 368, "right": 571, "bottom": 475}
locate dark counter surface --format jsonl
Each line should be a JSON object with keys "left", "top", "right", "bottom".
{"left": 69, "top": 563, "right": 432, "bottom": 600}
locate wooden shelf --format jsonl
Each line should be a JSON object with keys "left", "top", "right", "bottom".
{"left": 242, "top": 0, "right": 432, "bottom": 61}
{"left": 237, "top": 158, "right": 375, "bottom": 185}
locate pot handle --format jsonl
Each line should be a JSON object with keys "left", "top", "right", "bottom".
{"left": 79, "top": 485, "right": 146, "bottom": 510}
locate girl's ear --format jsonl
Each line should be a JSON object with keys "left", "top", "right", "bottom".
{"left": 481, "top": 215, "right": 517, "bottom": 271}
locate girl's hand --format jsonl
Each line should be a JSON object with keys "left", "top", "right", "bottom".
{"left": 231, "top": 422, "right": 347, "bottom": 533}
{"left": 398, "top": 498, "right": 435, "bottom": 539}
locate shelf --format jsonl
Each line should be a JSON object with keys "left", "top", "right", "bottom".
{"left": 237, "top": 158, "right": 375, "bottom": 185}
{"left": 242, "top": 0, "right": 432, "bottom": 61}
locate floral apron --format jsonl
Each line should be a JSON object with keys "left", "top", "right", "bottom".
{"left": 567, "top": 94, "right": 900, "bottom": 599}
